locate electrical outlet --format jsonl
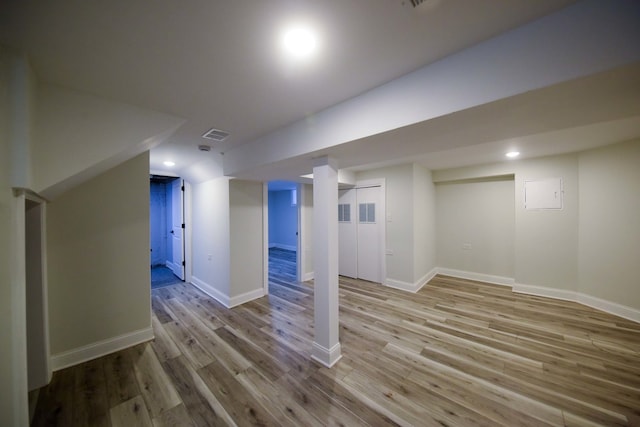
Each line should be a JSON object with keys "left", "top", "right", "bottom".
{"left": 386, "top": 249, "right": 394, "bottom": 255}
{"left": 207, "top": 254, "right": 213, "bottom": 261}
{"left": 462, "top": 243, "right": 472, "bottom": 250}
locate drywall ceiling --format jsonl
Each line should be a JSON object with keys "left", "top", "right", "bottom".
{"left": 1, "top": 0, "right": 582, "bottom": 180}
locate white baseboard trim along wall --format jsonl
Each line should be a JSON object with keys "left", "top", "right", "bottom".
{"left": 191, "top": 276, "right": 265, "bottom": 309}
{"left": 436, "top": 268, "right": 640, "bottom": 323}
{"left": 51, "top": 327, "right": 154, "bottom": 371}
{"left": 385, "top": 268, "right": 438, "bottom": 293}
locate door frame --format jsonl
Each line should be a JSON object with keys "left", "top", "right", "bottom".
{"left": 262, "top": 183, "right": 304, "bottom": 295}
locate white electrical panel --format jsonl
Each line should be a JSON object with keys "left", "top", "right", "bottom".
{"left": 524, "top": 178, "right": 563, "bottom": 210}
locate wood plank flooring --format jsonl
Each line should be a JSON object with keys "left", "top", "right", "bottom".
{"left": 32, "top": 250, "right": 640, "bottom": 426}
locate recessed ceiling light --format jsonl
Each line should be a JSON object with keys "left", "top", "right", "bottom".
{"left": 505, "top": 151, "right": 520, "bottom": 158}
{"left": 163, "top": 161, "right": 175, "bottom": 167}
{"left": 281, "top": 25, "right": 318, "bottom": 60}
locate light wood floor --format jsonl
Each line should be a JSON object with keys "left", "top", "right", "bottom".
{"left": 32, "top": 252, "right": 640, "bottom": 426}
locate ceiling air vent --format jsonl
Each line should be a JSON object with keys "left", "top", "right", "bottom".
{"left": 403, "top": 0, "right": 441, "bottom": 11}
{"left": 202, "top": 127, "right": 230, "bottom": 141}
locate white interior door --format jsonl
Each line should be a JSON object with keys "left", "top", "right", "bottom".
{"left": 356, "top": 186, "right": 382, "bottom": 283}
{"left": 338, "top": 189, "right": 357, "bottom": 278}
{"left": 170, "top": 179, "right": 185, "bottom": 280}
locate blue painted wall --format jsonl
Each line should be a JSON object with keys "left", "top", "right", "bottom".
{"left": 268, "top": 190, "right": 298, "bottom": 250}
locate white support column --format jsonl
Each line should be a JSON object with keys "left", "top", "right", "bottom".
{"left": 311, "top": 156, "right": 342, "bottom": 367}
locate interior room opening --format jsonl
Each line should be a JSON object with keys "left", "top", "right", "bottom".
{"left": 150, "top": 175, "right": 185, "bottom": 289}
{"left": 267, "top": 181, "right": 299, "bottom": 287}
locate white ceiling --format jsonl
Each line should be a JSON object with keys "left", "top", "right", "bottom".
{"left": 4, "top": 0, "right": 639, "bottom": 183}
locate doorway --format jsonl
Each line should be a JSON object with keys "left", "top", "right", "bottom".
{"left": 338, "top": 181, "right": 385, "bottom": 283}
{"left": 267, "top": 181, "right": 299, "bottom": 285}
{"left": 150, "top": 175, "right": 184, "bottom": 288}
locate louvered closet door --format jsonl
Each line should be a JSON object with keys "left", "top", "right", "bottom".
{"left": 338, "top": 189, "right": 357, "bottom": 278}
{"left": 356, "top": 186, "right": 382, "bottom": 283}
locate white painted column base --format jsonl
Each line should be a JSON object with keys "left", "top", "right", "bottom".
{"left": 311, "top": 341, "right": 343, "bottom": 368}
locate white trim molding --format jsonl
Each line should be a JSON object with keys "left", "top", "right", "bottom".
{"left": 437, "top": 268, "right": 515, "bottom": 287}
{"left": 514, "top": 283, "right": 640, "bottom": 324}
{"left": 385, "top": 268, "right": 438, "bottom": 293}
{"left": 191, "top": 276, "right": 265, "bottom": 308}
{"left": 311, "top": 341, "right": 342, "bottom": 368}
{"left": 51, "top": 327, "right": 154, "bottom": 371}
{"left": 512, "top": 282, "right": 576, "bottom": 302}
{"left": 229, "top": 288, "right": 265, "bottom": 308}
{"left": 191, "top": 276, "right": 230, "bottom": 307}
{"left": 577, "top": 293, "right": 640, "bottom": 324}
{"left": 302, "top": 272, "right": 314, "bottom": 282}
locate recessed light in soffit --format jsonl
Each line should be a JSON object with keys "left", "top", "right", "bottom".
{"left": 202, "top": 127, "right": 230, "bottom": 142}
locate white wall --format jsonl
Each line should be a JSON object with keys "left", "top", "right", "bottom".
{"left": 150, "top": 182, "right": 168, "bottom": 266}
{"left": 34, "top": 83, "right": 184, "bottom": 199}
{"left": 514, "top": 155, "right": 579, "bottom": 291}
{"left": 191, "top": 177, "right": 231, "bottom": 298}
{"left": 223, "top": 0, "right": 640, "bottom": 177}
{"left": 0, "top": 47, "right": 28, "bottom": 427}
{"left": 268, "top": 190, "right": 297, "bottom": 250}
{"left": 433, "top": 153, "right": 579, "bottom": 291}
{"left": 190, "top": 178, "right": 264, "bottom": 306}
{"left": 432, "top": 141, "right": 640, "bottom": 317}
{"left": 47, "top": 152, "right": 152, "bottom": 363}
{"left": 299, "top": 184, "right": 314, "bottom": 281}
{"left": 578, "top": 139, "right": 640, "bottom": 309}
{"left": 230, "top": 180, "right": 264, "bottom": 299}
{"left": 356, "top": 163, "right": 438, "bottom": 289}
{"left": 436, "top": 177, "right": 515, "bottom": 279}
{"left": 413, "top": 164, "right": 437, "bottom": 282}
{"left": 357, "top": 164, "right": 414, "bottom": 285}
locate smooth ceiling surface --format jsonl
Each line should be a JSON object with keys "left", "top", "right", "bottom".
{"left": 1, "top": 0, "right": 582, "bottom": 179}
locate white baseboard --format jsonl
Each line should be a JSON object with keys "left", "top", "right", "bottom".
{"left": 270, "top": 243, "right": 297, "bottom": 252}
{"left": 191, "top": 276, "right": 264, "bottom": 308}
{"left": 302, "top": 272, "right": 314, "bottom": 282}
{"left": 51, "top": 326, "right": 154, "bottom": 371}
{"left": 191, "top": 276, "right": 230, "bottom": 307}
{"left": 311, "top": 341, "right": 342, "bottom": 368}
{"left": 514, "top": 283, "right": 640, "bottom": 323}
{"left": 512, "top": 282, "right": 576, "bottom": 302}
{"left": 437, "top": 268, "right": 515, "bottom": 287}
{"left": 385, "top": 268, "right": 438, "bottom": 293}
{"left": 229, "top": 288, "right": 265, "bottom": 308}
{"left": 577, "top": 293, "right": 640, "bottom": 324}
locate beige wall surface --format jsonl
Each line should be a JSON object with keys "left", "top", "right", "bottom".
{"left": 578, "top": 139, "right": 640, "bottom": 309}
{"left": 436, "top": 177, "right": 515, "bottom": 278}
{"left": 433, "top": 153, "right": 579, "bottom": 291}
{"left": 0, "top": 48, "right": 21, "bottom": 426}
{"left": 229, "top": 180, "right": 264, "bottom": 297}
{"left": 47, "top": 152, "right": 151, "bottom": 355}
{"left": 413, "top": 164, "right": 437, "bottom": 282}
{"left": 357, "top": 164, "right": 415, "bottom": 284}
{"left": 514, "top": 154, "right": 579, "bottom": 291}
{"left": 300, "top": 184, "right": 314, "bottom": 279}
{"left": 34, "top": 83, "right": 183, "bottom": 199}
{"left": 190, "top": 177, "right": 231, "bottom": 296}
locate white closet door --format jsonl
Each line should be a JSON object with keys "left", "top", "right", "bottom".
{"left": 356, "top": 186, "right": 382, "bottom": 283}
{"left": 338, "top": 189, "right": 357, "bottom": 278}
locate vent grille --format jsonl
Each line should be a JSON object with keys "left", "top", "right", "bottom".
{"left": 405, "top": 0, "right": 440, "bottom": 10}
{"left": 202, "top": 128, "right": 230, "bottom": 141}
